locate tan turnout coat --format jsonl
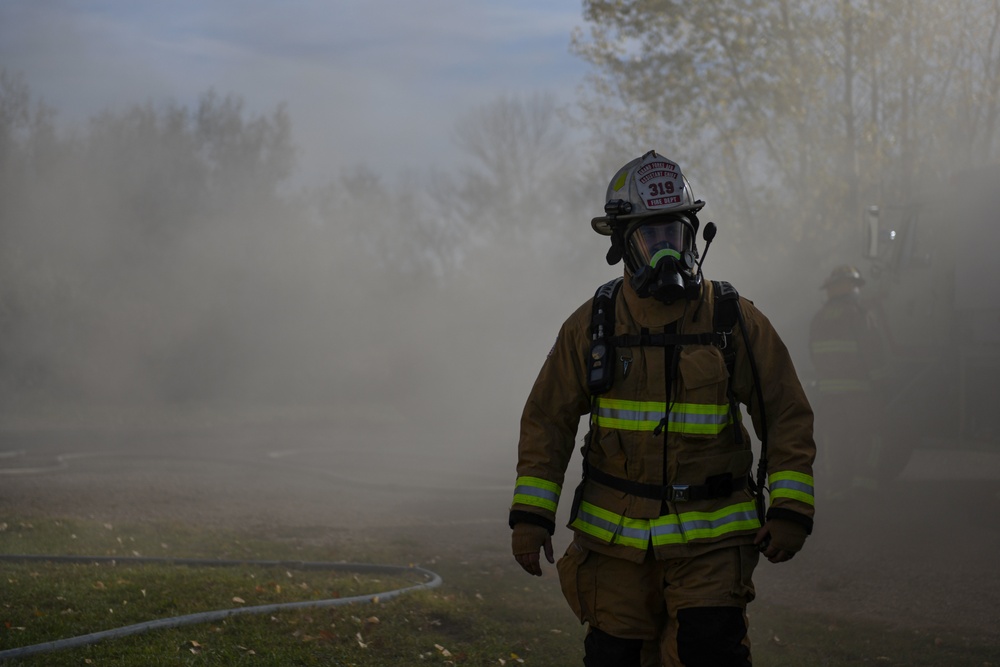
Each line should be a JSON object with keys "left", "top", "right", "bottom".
{"left": 511, "top": 279, "right": 816, "bottom": 562}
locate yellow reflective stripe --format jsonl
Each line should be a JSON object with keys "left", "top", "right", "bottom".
{"left": 652, "top": 501, "right": 760, "bottom": 545}
{"left": 512, "top": 476, "right": 561, "bottom": 513}
{"left": 570, "top": 501, "right": 650, "bottom": 549}
{"left": 570, "top": 500, "right": 760, "bottom": 550}
{"left": 769, "top": 471, "right": 815, "bottom": 506}
{"left": 593, "top": 398, "right": 732, "bottom": 435}
{"left": 670, "top": 402, "right": 733, "bottom": 435}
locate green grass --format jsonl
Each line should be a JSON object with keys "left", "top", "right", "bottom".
{"left": 1, "top": 517, "right": 997, "bottom": 666}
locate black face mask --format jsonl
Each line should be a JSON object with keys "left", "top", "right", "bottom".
{"left": 623, "top": 216, "right": 700, "bottom": 303}
{"left": 630, "top": 252, "right": 700, "bottom": 303}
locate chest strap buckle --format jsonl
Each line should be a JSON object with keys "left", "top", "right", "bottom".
{"left": 666, "top": 485, "right": 691, "bottom": 502}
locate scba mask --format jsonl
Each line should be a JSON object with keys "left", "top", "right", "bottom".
{"left": 625, "top": 215, "right": 701, "bottom": 303}
{"left": 591, "top": 151, "right": 709, "bottom": 304}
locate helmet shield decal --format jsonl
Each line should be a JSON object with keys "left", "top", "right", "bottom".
{"left": 634, "top": 154, "right": 685, "bottom": 212}
{"left": 592, "top": 150, "right": 704, "bottom": 235}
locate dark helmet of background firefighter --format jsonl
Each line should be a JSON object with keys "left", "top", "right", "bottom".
{"left": 592, "top": 151, "right": 707, "bottom": 303}
{"left": 822, "top": 264, "right": 865, "bottom": 296}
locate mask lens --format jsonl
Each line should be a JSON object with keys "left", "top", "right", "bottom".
{"left": 629, "top": 219, "right": 686, "bottom": 268}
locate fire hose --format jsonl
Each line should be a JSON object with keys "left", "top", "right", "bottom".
{"left": 0, "top": 554, "right": 442, "bottom": 661}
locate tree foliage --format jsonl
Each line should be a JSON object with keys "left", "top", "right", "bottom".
{"left": 0, "top": 73, "right": 598, "bottom": 413}
{"left": 573, "top": 0, "right": 1000, "bottom": 262}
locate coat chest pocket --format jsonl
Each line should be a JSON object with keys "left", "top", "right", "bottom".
{"left": 675, "top": 346, "right": 731, "bottom": 439}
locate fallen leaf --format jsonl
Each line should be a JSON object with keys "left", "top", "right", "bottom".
{"left": 356, "top": 632, "right": 368, "bottom": 648}
{"left": 232, "top": 597, "right": 245, "bottom": 604}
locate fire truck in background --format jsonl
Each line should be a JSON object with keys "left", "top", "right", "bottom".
{"left": 863, "top": 164, "right": 1000, "bottom": 484}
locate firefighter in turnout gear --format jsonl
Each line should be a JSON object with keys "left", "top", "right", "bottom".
{"left": 509, "top": 151, "right": 816, "bottom": 667}
{"left": 809, "top": 264, "right": 887, "bottom": 493}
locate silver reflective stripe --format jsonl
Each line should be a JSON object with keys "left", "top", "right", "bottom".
{"left": 768, "top": 471, "right": 815, "bottom": 506}
{"left": 770, "top": 478, "right": 812, "bottom": 495}
{"left": 650, "top": 501, "right": 761, "bottom": 545}
{"left": 512, "top": 476, "right": 561, "bottom": 512}
{"left": 593, "top": 398, "right": 730, "bottom": 434}
{"left": 594, "top": 404, "right": 664, "bottom": 425}
{"left": 514, "top": 484, "right": 558, "bottom": 505}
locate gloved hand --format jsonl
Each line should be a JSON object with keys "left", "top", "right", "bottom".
{"left": 754, "top": 519, "right": 808, "bottom": 563}
{"left": 512, "top": 523, "right": 554, "bottom": 576}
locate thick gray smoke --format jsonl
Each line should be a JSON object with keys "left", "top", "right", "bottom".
{"left": 1, "top": 2, "right": 999, "bottom": 650}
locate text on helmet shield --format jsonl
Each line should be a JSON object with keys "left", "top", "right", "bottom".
{"left": 636, "top": 159, "right": 684, "bottom": 210}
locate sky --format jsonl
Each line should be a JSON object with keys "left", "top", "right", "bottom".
{"left": 0, "top": 0, "right": 589, "bottom": 186}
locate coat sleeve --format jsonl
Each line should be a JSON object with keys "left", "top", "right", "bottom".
{"left": 508, "top": 302, "right": 593, "bottom": 534}
{"left": 732, "top": 297, "right": 817, "bottom": 532}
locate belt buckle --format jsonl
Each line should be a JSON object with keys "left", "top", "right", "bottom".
{"left": 670, "top": 485, "right": 690, "bottom": 502}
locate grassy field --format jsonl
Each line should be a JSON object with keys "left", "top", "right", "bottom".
{"left": 1, "top": 516, "right": 996, "bottom": 666}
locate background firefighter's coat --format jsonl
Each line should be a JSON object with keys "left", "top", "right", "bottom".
{"left": 510, "top": 280, "right": 816, "bottom": 562}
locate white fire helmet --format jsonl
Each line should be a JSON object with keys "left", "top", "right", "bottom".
{"left": 591, "top": 150, "right": 705, "bottom": 236}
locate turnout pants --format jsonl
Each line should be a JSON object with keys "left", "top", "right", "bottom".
{"left": 557, "top": 537, "right": 759, "bottom": 667}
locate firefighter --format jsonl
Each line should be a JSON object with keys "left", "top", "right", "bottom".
{"left": 509, "top": 151, "right": 816, "bottom": 667}
{"left": 809, "top": 264, "right": 887, "bottom": 493}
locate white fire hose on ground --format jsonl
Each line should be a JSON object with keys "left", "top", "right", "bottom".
{"left": 0, "top": 554, "right": 442, "bottom": 661}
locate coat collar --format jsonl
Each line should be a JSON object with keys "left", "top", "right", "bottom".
{"left": 620, "top": 273, "right": 707, "bottom": 329}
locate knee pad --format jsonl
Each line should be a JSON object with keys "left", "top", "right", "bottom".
{"left": 676, "top": 606, "right": 750, "bottom": 667}
{"left": 583, "top": 628, "right": 644, "bottom": 667}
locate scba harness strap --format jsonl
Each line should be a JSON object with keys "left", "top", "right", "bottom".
{"left": 583, "top": 278, "right": 748, "bottom": 503}
{"left": 587, "top": 278, "right": 740, "bottom": 395}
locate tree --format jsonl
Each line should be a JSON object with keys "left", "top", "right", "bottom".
{"left": 572, "top": 0, "right": 1000, "bottom": 263}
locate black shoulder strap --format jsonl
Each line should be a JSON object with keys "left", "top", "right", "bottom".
{"left": 586, "top": 278, "right": 623, "bottom": 395}
{"left": 718, "top": 279, "right": 771, "bottom": 523}
{"left": 712, "top": 280, "right": 740, "bottom": 334}
{"left": 590, "top": 277, "right": 623, "bottom": 341}
{"left": 708, "top": 281, "right": 743, "bottom": 451}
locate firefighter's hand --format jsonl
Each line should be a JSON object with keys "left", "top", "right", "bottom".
{"left": 512, "top": 523, "right": 554, "bottom": 576}
{"left": 754, "top": 519, "right": 807, "bottom": 564}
